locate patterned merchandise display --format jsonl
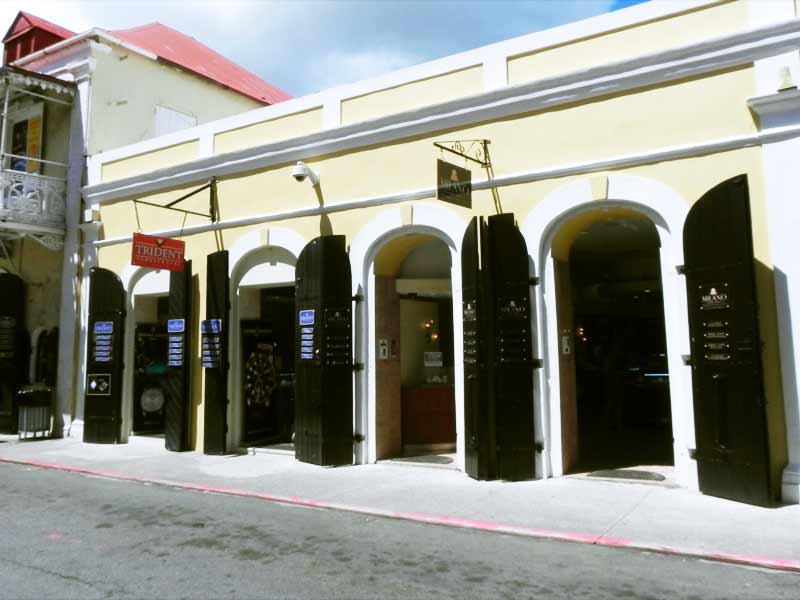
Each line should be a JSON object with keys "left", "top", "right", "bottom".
{"left": 244, "top": 343, "right": 277, "bottom": 407}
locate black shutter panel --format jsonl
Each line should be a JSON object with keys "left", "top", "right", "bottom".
{"left": 683, "top": 174, "right": 772, "bottom": 506}
{"left": 487, "top": 214, "right": 536, "bottom": 482}
{"left": 461, "top": 214, "right": 536, "bottom": 481}
{"left": 461, "top": 217, "right": 493, "bottom": 479}
{"left": 165, "top": 260, "right": 192, "bottom": 452}
{"left": 84, "top": 268, "right": 125, "bottom": 444}
{"left": 203, "top": 251, "right": 229, "bottom": 455}
{"left": 295, "top": 235, "right": 353, "bottom": 466}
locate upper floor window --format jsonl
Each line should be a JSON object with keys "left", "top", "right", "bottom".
{"left": 154, "top": 105, "right": 197, "bottom": 137}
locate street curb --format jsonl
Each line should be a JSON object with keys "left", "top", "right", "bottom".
{"left": 3, "top": 456, "right": 799, "bottom": 574}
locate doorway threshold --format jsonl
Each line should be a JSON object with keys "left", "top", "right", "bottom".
{"left": 381, "top": 445, "right": 458, "bottom": 470}
{"left": 568, "top": 465, "right": 678, "bottom": 488}
{"left": 243, "top": 442, "right": 294, "bottom": 457}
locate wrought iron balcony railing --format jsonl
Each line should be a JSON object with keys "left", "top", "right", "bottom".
{"left": 0, "top": 168, "right": 66, "bottom": 231}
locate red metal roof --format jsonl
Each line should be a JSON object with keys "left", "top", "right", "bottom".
{"left": 3, "top": 11, "right": 76, "bottom": 43}
{"left": 110, "top": 22, "right": 290, "bottom": 105}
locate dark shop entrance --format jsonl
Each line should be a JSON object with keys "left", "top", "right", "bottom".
{"left": 556, "top": 210, "right": 674, "bottom": 475}
{"left": 131, "top": 293, "right": 170, "bottom": 436}
{"left": 238, "top": 285, "right": 295, "bottom": 447}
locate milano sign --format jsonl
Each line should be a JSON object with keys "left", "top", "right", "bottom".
{"left": 131, "top": 232, "right": 185, "bottom": 271}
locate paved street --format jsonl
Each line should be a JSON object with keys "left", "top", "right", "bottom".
{"left": 1, "top": 462, "right": 798, "bottom": 599}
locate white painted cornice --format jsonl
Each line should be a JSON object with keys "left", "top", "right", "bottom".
{"left": 92, "top": 121, "right": 800, "bottom": 249}
{"left": 86, "top": 0, "right": 728, "bottom": 175}
{"left": 748, "top": 88, "right": 800, "bottom": 128}
{"left": 85, "top": 16, "right": 800, "bottom": 206}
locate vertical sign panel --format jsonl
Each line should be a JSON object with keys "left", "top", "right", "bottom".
{"left": 684, "top": 175, "right": 771, "bottom": 506}
{"left": 165, "top": 260, "right": 192, "bottom": 452}
{"left": 203, "top": 251, "right": 229, "bottom": 455}
{"left": 295, "top": 235, "right": 353, "bottom": 466}
{"left": 84, "top": 268, "right": 126, "bottom": 444}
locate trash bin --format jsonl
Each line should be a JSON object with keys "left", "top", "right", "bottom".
{"left": 17, "top": 384, "right": 53, "bottom": 440}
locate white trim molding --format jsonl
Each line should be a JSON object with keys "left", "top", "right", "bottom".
{"left": 84, "top": 15, "right": 800, "bottom": 205}
{"left": 93, "top": 122, "right": 800, "bottom": 249}
{"left": 749, "top": 88, "right": 800, "bottom": 503}
{"left": 82, "top": 0, "right": 725, "bottom": 186}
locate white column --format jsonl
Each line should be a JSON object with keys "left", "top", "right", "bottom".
{"left": 69, "top": 226, "right": 99, "bottom": 439}
{"left": 749, "top": 89, "right": 800, "bottom": 503}
{"left": 54, "top": 92, "right": 82, "bottom": 436}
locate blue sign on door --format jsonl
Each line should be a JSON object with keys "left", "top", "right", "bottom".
{"left": 94, "top": 321, "right": 113, "bottom": 334}
{"left": 201, "top": 319, "right": 222, "bottom": 334}
{"left": 167, "top": 319, "right": 185, "bottom": 333}
{"left": 299, "top": 310, "right": 315, "bottom": 326}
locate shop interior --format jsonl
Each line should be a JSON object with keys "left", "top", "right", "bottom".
{"left": 564, "top": 213, "right": 674, "bottom": 477}
{"left": 131, "top": 295, "right": 170, "bottom": 435}
{"left": 374, "top": 234, "right": 456, "bottom": 464}
{"left": 237, "top": 285, "right": 295, "bottom": 447}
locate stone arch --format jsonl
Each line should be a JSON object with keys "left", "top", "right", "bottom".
{"left": 226, "top": 227, "right": 308, "bottom": 450}
{"left": 349, "top": 203, "right": 468, "bottom": 467}
{"left": 520, "top": 174, "right": 697, "bottom": 489}
{"left": 119, "top": 266, "right": 170, "bottom": 442}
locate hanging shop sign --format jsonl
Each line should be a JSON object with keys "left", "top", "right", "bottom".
{"left": 131, "top": 232, "right": 185, "bottom": 271}
{"left": 436, "top": 159, "right": 472, "bottom": 208}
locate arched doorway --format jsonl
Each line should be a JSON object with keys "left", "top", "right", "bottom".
{"left": 230, "top": 246, "right": 297, "bottom": 451}
{"left": 124, "top": 269, "right": 170, "bottom": 439}
{"left": 372, "top": 234, "right": 456, "bottom": 464}
{"left": 553, "top": 209, "right": 674, "bottom": 477}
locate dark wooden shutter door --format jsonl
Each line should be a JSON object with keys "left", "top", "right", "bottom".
{"left": 204, "top": 251, "right": 229, "bottom": 455}
{"left": 0, "top": 273, "right": 25, "bottom": 433}
{"left": 683, "top": 174, "right": 771, "bottom": 506}
{"left": 462, "top": 217, "right": 493, "bottom": 479}
{"left": 295, "top": 235, "right": 353, "bottom": 466}
{"left": 84, "top": 268, "right": 125, "bottom": 444}
{"left": 488, "top": 213, "right": 536, "bottom": 481}
{"left": 165, "top": 260, "right": 192, "bottom": 452}
{"left": 461, "top": 214, "right": 536, "bottom": 481}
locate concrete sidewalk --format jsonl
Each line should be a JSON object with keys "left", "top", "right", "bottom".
{"left": 1, "top": 434, "right": 799, "bottom": 573}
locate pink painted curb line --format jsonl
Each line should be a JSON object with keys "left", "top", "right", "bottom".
{"left": 3, "top": 456, "right": 799, "bottom": 574}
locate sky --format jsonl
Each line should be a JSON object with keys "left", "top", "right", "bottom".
{"left": 3, "top": 0, "right": 649, "bottom": 97}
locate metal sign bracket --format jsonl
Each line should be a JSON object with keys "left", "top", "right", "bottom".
{"left": 134, "top": 177, "right": 220, "bottom": 224}
{"left": 433, "top": 139, "right": 491, "bottom": 168}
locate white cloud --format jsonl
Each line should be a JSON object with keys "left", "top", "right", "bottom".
{"left": 310, "top": 48, "right": 424, "bottom": 91}
{"left": 2, "top": 0, "right": 641, "bottom": 96}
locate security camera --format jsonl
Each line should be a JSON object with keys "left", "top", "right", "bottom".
{"left": 291, "top": 161, "right": 319, "bottom": 187}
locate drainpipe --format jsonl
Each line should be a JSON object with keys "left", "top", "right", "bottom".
{"left": 0, "top": 76, "right": 10, "bottom": 207}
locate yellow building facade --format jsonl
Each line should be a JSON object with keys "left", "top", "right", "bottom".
{"left": 78, "top": 0, "right": 800, "bottom": 506}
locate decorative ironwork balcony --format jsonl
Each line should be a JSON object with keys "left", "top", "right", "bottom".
{"left": 0, "top": 169, "right": 66, "bottom": 234}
